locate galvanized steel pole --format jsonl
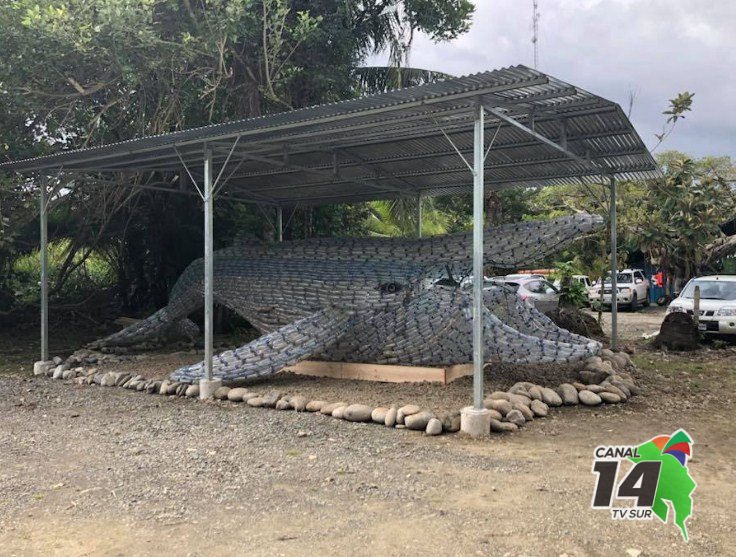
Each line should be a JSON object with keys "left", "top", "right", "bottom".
{"left": 276, "top": 207, "right": 283, "bottom": 242}
{"left": 203, "top": 149, "right": 214, "bottom": 381}
{"left": 610, "top": 174, "right": 618, "bottom": 350}
{"left": 472, "top": 104, "right": 485, "bottom": 409}
{"left": 39, "top": 178, "right": 49, "bottom": 362}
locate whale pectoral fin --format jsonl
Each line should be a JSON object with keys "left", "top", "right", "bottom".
{"left": 171, "top": 308, "right": 355, "bottom": 382}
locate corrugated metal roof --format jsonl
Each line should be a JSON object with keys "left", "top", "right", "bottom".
{"left": 0, "top": 65, "right": 660, "bottom": 205}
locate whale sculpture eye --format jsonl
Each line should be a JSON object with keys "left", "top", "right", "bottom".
{"left": 379, "top": 282, "right": 403, "bottom": 294}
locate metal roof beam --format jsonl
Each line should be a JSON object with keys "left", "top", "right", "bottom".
{"left": 483, "top": 105, "right": 589, "bottom": 164}
{"left": 276, "top": 104, "right": 619, "bottom": 157}
{"left": 223, "top": 146, "right": 643, "bottom": 193}
{"left": 214, "top": 148, "right": 410, "bottom": 197}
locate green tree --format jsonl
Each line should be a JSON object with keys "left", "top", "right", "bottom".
{"left": 0, "top": 0, "right": 474, "bottom": 313}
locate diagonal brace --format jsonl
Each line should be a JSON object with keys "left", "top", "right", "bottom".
{"left": 483, "top": 105, "right": 589, "bottom": 165}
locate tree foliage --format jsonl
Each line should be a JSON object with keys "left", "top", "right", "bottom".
{"left": 0, "top": 0, "right": 474, "bottom": 313}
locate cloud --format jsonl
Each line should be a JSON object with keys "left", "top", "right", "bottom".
{"left": 370, "top": 0, "right": 736, "bottom": 158}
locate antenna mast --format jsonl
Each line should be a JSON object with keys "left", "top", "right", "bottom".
{"left": 532, "top": 0, "right": 540, "bottom": 69}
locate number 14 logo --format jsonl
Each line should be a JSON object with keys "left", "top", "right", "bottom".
{"left": 592, "top": 460, "right": 661, "bottom": 519}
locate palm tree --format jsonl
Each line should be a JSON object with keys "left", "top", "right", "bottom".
{"left": 365, "top": 198, "right": 449, "bottom": 238}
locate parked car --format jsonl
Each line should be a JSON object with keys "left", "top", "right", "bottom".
{"left": 500, "top": 273, "right": 547, "bottom": 281}
{"left": 666, "top": 275, "right": 736, "bottom": 336}
{"left": 553, "top": 274, "right": 592, "bottom": 289}
{"left": 588, "top": 269, "right": 650, "bottom": 311}
{"left": 494, "top": 276, "right": 560, "bottom": 313}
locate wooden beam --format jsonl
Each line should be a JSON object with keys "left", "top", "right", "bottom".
{"left": 283, "top": 360, "right": 473, "bottom": 384}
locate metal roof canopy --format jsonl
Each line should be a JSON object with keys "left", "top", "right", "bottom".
{"left": 3, "top": 65, "right": 659, "bottom": 206}
{"left": 20, "top": 65, "right": 656, "bottom": 430}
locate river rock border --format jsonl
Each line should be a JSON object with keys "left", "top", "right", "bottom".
{"left": 32, "top": 348, "right": 640, "bottom": 437}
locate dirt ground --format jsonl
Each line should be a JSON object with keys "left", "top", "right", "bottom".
{"left": 1, "top": 314, "right": 734, "bottom": 557}
{"left": 585, "top": 305, "right": 667, "bottom": 341}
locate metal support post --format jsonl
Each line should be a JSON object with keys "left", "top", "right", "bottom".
{"left": 610, "top": 174, "right": 618, "bottom": 350}
{"left": 472, "top": 104, "right": 485, "bottom": 410}
{"left": 460, "top": 103, "right": 492, "bottom": 437}
{"left": 199, "top": 148, "right": 222, "bottom": 398}
{"left": 40, "top": 178, "right": 49, "bottom": 362}
{"left": 276, "top": 207, "right": 283, "bottom": 242}
{"left": 417, "top": 195, "right": 423, "bottom": 238}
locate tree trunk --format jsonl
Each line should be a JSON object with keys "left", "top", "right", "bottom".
{"left": 484, "top": 191, "right": 502, "bottom": 227}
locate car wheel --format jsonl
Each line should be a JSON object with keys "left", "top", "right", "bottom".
{"left": 629, "top": 293, "right": 638, "bottom": 312}
{"left": 642, "top": 289, "right": 650, "bottom": 307}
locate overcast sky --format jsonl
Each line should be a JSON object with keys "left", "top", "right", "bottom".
{"left": 371, "top": 0, "right": 735, "bottom": 159}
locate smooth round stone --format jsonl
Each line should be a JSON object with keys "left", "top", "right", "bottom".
{"left": 371, "top": 407, "right": 389, "bottom": 424}
{"left": 320, "top": 402, "right": 348, "bottom": 415}
{"left": 438, "top": 411, "right": 461, "bottom": 433}
{"left": 214, "top": 386, "right": 231, "bottom": 400}
{"left": 261, "top": 391, "right": 282, "bottom": 408}
{"left": 291, "top": 396, "right": 308, "bottom": 411}
{"left": 305, "top": 400, "right": 326, "bottom": 412}
{"left": 158, "top": 380, "right": 171, "bottom": 394}
{"left": 397, "top": 404, "right": 420, "bottom": 424}
{"left": 101, "top": 373, "right": 118, "bottom": 387}
{"left": 610, "top": 381, "right": 632, "bottom": 397}
{"left": 227, "top": 387, "right": 250, "bottom": 402}
{"left": 572, "top": 382, "right": 587, "bottom": 391}
{"left": 505, "top": 409, "right": 526, "bottom": 427}
{"left": 484, "top": 399, "right": 512, "bottom": 416}
{"left": 578, "top": 390, "right": 602, "bottom": 406}
{"left": 541, "top": 387, "right": 563, "bottom": 407}
{"left": 579, "top": 369, "right": 608, "bottom": 385}
{"left": 585, "top": 384, "right": 606, "bottom": 394}
{"left": 246, "top": 397, "right": 265, "bottom": 407}
{"left": 513, "top": 403, "right": 534, "bottom": 421}
{"left": 558, "top": 383, "right": 579, "bottom": 405}
{"left": 508, "top": 384, "right": 530, "bottom": 397}
{"left": 490, "top": 418, "right": 518, "bottom": 433}
{"left": 331, "top": 405, "right": 347, "bottom": 419}
{"left": 425, "top": 418, "right": 442, "bottom": 436}
{"left": 343, "top": 404, "right": 373, "bottom": 422}
{"left": 488, "top": 409, "right": 503, "bottom": 421}
{"left": 275, "top": 399, "right": 292, "bottom": 410}
{"left": 488, "top": 391, "right": 511, "bottom": 401}
{"left": 599, "top": 392, "right": 621, "bottom": 404}
{"left": 603, "top": 384, "right": 627, "bottom": 401}
{"left": 507, "top": 394, "right": 532, "bottom": 407}
{"left": 405, "top": 411, "right": 434, "bottom": 431}
{"left": 185, "top": 384, "right": 200, "bottom": 397}
{"left": 384, "top": 406, "right": 398, "bottom": 427}
{"left": 530, "top": 399, "right": 548, "bottom": 417}
{"left": 527, "top": 385, "right": 544, "bottom": 401}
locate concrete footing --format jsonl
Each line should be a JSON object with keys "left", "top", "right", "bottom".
{"left": 199, "top": 378, "right": 223, "bottom": 400}
{"left": 460, "top": 406, "right": 492, "bottom": 438}
{"left": 33, "top": 360, "right": 54, "bottom": 376}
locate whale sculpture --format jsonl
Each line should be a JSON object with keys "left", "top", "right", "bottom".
{"left": 91, "top": 213, "right": 604, "bottom": 382}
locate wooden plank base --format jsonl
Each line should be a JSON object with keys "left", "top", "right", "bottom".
{"left": 283, "top": 360, "right": 473, "bottom": 385}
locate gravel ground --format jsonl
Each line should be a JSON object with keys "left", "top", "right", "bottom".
{"left": 1, "top": 344, "right": 734, "bottom": 556}
{"left": 1, "top": 315, "right": 734, "bottom": 556}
